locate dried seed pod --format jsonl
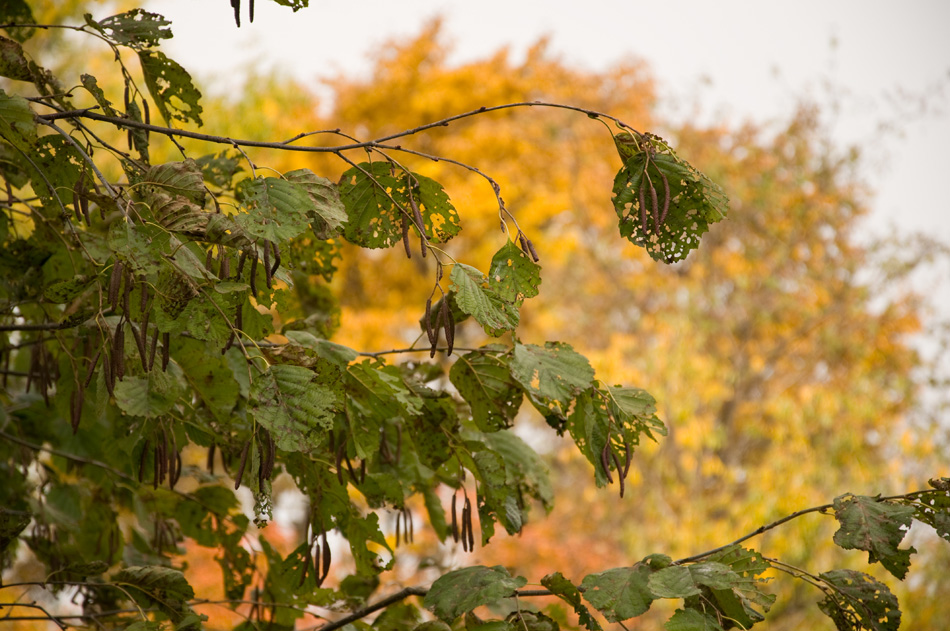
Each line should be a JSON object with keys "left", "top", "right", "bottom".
{"left": 249, "top": 255, "right": 258, "bottom": 298}
{"left": 262, "top": 243, "right": 272, "bottom": 289}
{"left": 235, "top": 250, "right": 247, "bottom": 280}
{"left": 313, "top": 537, "right": 322, "bottom": 587}
{"left": 431, "top": 300, "right": 444, "bottom": 359}
{"left": 161, "top": 332, "right": 170, "bottom": 371}
{"left": 158, "top": 427, "right": 169, "bottom": 483}
{"left": 148, "top": 329, "right": 159, "bottom": 371}
{"left": 300, "top": 543, "right": 312, "bottom": 587}
{"left": 440, "top": 298, "right": 454, "bottom": 356}
{"left": 525, "top": 237, "right": 540, "bottom": 263}
{"left": 83, "top": 348, "right": 101, "bottom": 389}
{"left": 518, "top": 232, "right": 530, "bottom": 255}
{"left": 113, "top": 324, "right": 125, "bottom": 380}
{"left": 172, "top": 451, "right": 182, "bottom": 488}
{"left": 131, "top": 322, "right": 148, "bottom": 372}
{"left": 395, "top": 510, "right": 401, "bottom": 547}
{"left": 321, "top": 533, "right": 331, "bottom": 578}
{"left": 401, "top": 214, "right": 412, "bottom": 259}
{"left": 139, "top": 279, "right": 149, "bottom": 314}
{"left": 234, "top": 438, "right": 252, "bottom": 490}
{"left": 359, "top": 458, "right": 366, "bottom": 484}
{"left": 142, "top": 97, "right": 150, "bottom": 144}
{"left": 138, "top": 439, "right": 150, "bottom": 483}
{"left": 600, "top": 442, "right": 614, "bottom": 485}
{"left": 405, "top": 507, "right": 414, "bottom": 543}
{"left": 270, "top": 243, "right": 281, "bottom": 277}
{"left": 219, "top": 252, "right": 230, "bottom": 279}
{"left": 72, "top": 181, "right": 83, "bottom": 223}
{"left": 70, "top": 388, "right": 83, "bottom": 434}
{"left": 658, "top": 170, "right": 671, "bottom": 225}
{"left": 344, "top": 454, "right": 357, "bottom": 483}
{"left": 122, "top": 268, "right": 132, "bottom": 315}
{"left": 207, "top": 443, "right": 216, "bottom": 475}
{"left": 102, "top": 348, "right": 114, "bottom": 396}
{"left": 412, "top": 192, "right": 427, "bottom": 259}
{"left": 152, "top": 443, "right": 160, "bottom": 490}
{"left": 424, "top": 299, "right": 436, "bottom": 346}
{"left": 611, "top": 448, "right": 625, "bottom": 498}
{"left": 108, "top": 261, "right": 123, "bottom": 311}
{"left": 167, "top": 428, "right": 178, "bottom": 489}
{"left": 646, "top": 171, "right": 660, "bottom": 234}
{"left": 205, "top": 248, "right": 214, "bottom": 271}
{"left": 451, "top": 493, "right": 459, "bottom": 543}
{"left": 335, "top": 443, "right": 345, "bottom": 486}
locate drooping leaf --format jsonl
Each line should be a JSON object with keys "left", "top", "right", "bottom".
{"left": 80, "top": 74, "right": 119, "bottom": 117}
{"left": 424, "top": 565, "right": 527, "bottom": 623}
{"left": 0, "top": 36, "right": 31, "bottom": 81}
{"left": 450, "top": 347, "right": 522, "bottom": 431}
{"left": 580, "top": 563, "right": 655, "bottom": 622}
{"left": 84, "top": 10, "right": 172, "bottom": 49}
{"left": 407, "top": 173, "right": 460, "bottom": 244}
{"left": 488, "top": 240, "right": 541, "bottom": 306}
{"left": 137, "top": 50, "right": 203, "bottom": 125}
{"left": 511, "top": 342, "right": 595, "bottom": 412}
{"left": 817, "top": 569, "right": 900, "bottom": 631}
{"left": 913, "top": 489, "right": 950, "bottom": 542}
{"left": 611, "top": 133, "right": 728, "bottom": 263}
{"left": 541, "top": 572, "right": 603, "bottom": 631}
{"left": 0, "top": 89, "right": 35, "bottom": 150}
{"left": 703, "top": 545, "right": 775, "bottom": 625}
{"left": 480, "top": 429, "right": 554, "bottom": 510}
{"left": 285, "top": 168, "right": 347, "bottom": 238}
{"left": 249, "top": 364, "right": 338, "bottom": 453}
{"left": 112, "top": 565, "right": 195, "bottom": 622}
{"left": 832, "top": 494, "right": 916, "bottom": 580}
{"left": 451, "top": 264, "right": 519, "bottom": 335}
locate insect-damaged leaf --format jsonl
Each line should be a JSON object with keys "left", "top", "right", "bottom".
{"left": 832, "top": 494, "right": 916, "bottom": 580}
{"left": 424, "top": 565, "right": 527, "bottom": 623}
{"left": 488, "top": 240, "right": 540, "bottom": 306}
{"left": 113, "top": 365, "right": 187, "bottom": 418}
{"left": 405, "top": 172, "right": 460, "bottom": 244}
{"left": 450, "top": 264, "right": 519, "bottom": 335}
{"left": 84, "top": 9, "right": 172, "bottom": 49}
{"left": 338, "top": 161, "right": 403, "bottom": 248}
{"left": 250, "top": 364, "right": 338, "bottom": 453}
{"left": 137, "top": 50, "right": 203, "bottom": 125}
{"left": 612, "top": 133, "right": 727, "bottom": 263}
{"left": 817, "top": 569, "right": 901, "bottom": 631}
{"left": 111, "top": 565, "right": 195, "bottom": 622}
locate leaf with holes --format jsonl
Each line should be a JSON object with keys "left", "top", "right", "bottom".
{"left": 511, "top": 342, "right": 594, "bottom": 413}
{"left": 339, "top": 161, "right": 403, "bottom": 248}
{"left": 542, "top": 572, "right": 602, "bottom": 631}
{"left": 832, "top": 494, "right": 916, "bottom": 580}
{"left": 488, "top": 240, "right": 541, "bottom": 306}
{"left": 402, "top": 172, "right": 460, "bottom": 243}
{"left": 137, "top": 50, "right": 203, "bottom": 125}
{"left": 817, "top": 569, "right": 900, "bottom": 631}
{"left": 612, "top": 135, "right": 727, "bottom": 263}
{"left": 424, "top": 565, "right": 527, "bottom": 623}
{"left": 84, "top": 9, "right": 171, "bottom": 49}
{"left": 450, "top": 264, "right": 519, "bottom": 335}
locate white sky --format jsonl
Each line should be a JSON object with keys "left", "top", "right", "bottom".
{"left": 143, "top": 0, "right": 950, "bottom": 243}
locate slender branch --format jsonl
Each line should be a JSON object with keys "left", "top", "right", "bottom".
{"left": 313, "top": 587, "right": 426, "bottom": 631}
{"left": 0, "top": 321, "right": 75, "bottom": 332}
{"left": 37, "top": 102, "right": 637, "bottom": 155}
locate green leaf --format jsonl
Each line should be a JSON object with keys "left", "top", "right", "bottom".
{"left": 0, "top": 509, "right": 30, "bottom": 552}
{"left": 237, "top": 176, "right": 313, "bottom": 241}
{"left": 611, "top": 134, "right": 728, "bottom": 263}
{"left": 346, "top": 361, "right": 420, "bottom": 458}
{"left": 113, "top": 367, "right": 186, "bottom": 418}
{"left": 175, "top": 338, "right": 240, "bottom": 423}
{"left": 451, "top": 264, "right": 519, "bottom": 335}
{"left": 80, "top": 74, "right": 119, "bottom": 117}
{"left": 196, "top": 151, "right": 243, "bottom": 188}
{"left": 488, "top": 240, "right": 541, "bottom": 306}
{"left": 541, "top": 572, "right": 602, "bottom": 631}
{"left": 250, "top": 364, "right": 338, "bottom": 453}
{"left": 832, "top": 494, "right": 916, "bottom": 580}
{"left": 141, "top": 159, "right": 206, "bottom": 207}
{"left": 604, "top": 384, "right": 667, "bottom": 438}
{"left": 664, "top": 608, "right": 724, "bottom": 631}
{"left": 137, "top": 50, "right": 203, "bottom": 125}
{"left": 0, "top": 0, "right": 36, "bottom": 42}
{"left": 511, "top": 342, "right": 595, "bottom": 412}
{"left": 339, "top": 161, "right": 403, "bottom": 248}
{"left": 480, "top": 429, "right": 554, "bottom": 510}
{"left": 450, "top": 347, "right": 522, "bottom": 431}
{"left": 913, "top": 489, "right": 950, "bottom": 542}
{"left": 424, "top": 565, "right": 527, "bottom": 623}
{"left": 580, "top": 563, "right": 655, "bottom": 622}
{"left": 817, "top": 569, "right": 900, "bottom": 631}
{"left": 84, "top": 9, "right": 172, "bottom": 49}
{"left": 702, "top": 546, "right": 775, "bottom": 625}
{"left": 285, "top": 168, "right": 347, "bottom": 238}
